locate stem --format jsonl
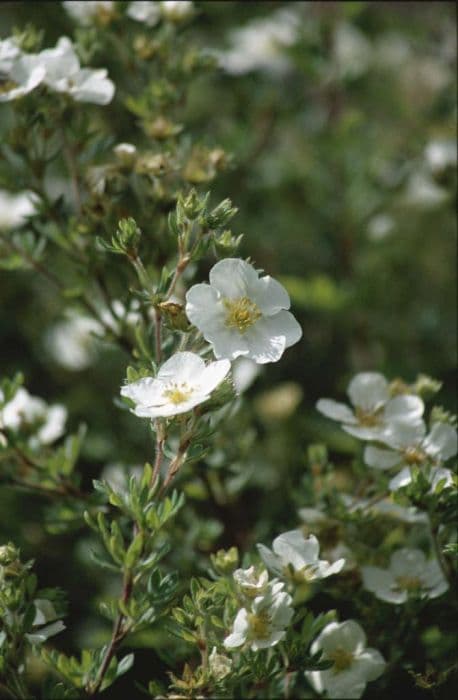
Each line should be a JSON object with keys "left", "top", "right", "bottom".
{"left": 151, "top": 427, "right": 164, "bottom": 488}
{"left": 87, "top": 570, "right": 133, "bottom": 696}
{"left": 430, "top": 522, "right": 453, "bottom": 586}
{"left": 154, "top": 308, "right": 162, "bottom": 364}
{"left": 158, "top": 419, "right": 196, "bottom": 498}
{"left": 165, "top": 255, "right": 190, "bottom": 300}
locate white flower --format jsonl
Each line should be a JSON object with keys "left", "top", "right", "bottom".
{"left": 364, "top": 419, "right": 457, "bottom": 471}
{"left": 26, "top": 599, "right": 65, "bottom": 645}
{"left": 424, "top": 139, "right": 457, "bottom": 173}
{"left": 0, "top": 37, "right": 21, "bottom": 72}
{"left": 298, "top": 508, "right": 356, "bottom": 571}
{"left": 231, "top": 357, "right": 260, "bottom": 394}
{"left": 127, "top": 1, "right": 161, "bottom": 26}
{"left": 0, "top": 190, "right": 38, "bottom": 230}
{"left": 45, "top": 302, "right": 140, "bottom": 371}
{"left": 113, "top": 142, "right": 137, "bottom": 165}
{"left": 217, "top": 9, "right": 299, "bottom": 76}
{"left": 233, "top": 566, "right": 269, "bottom": 597}
{"left": 306, "top": 620, "right": 385, "bottom": 699}
{"left": 0, "top": 37, "right": 115, "bottom": 105}
{"left": 45, "top": 313, "right": 102, "bottom": 370}
{"left": 208, "top": 647, "right": 232, "bottom": 681}
{"left": 367, "top": 214, "right": 395, "bottom": 242}
{"left": 390, "top": 464, "right": 455, "bottom": 493}
{"left": 0, "top": 53, "right": 46, "bottom": 102}
{"left": 0, "top": 388, "right": 67, "bottom": 447}
{"left": 224, "top": 580, "right": 293, "bottom": 652}
{"left": 361, "top": 548, "right": 448, "bottom": 604}
{"left": 403, "top": 172, "right": 448, "bottom": 208}
{"left": 341, "top": 494, "right": 428, "bottom": 525}
{"left": 332, "top": 23, "right": 372, "bottom": 80}
{"left": 160, "top": 1, "right": 194, "bottom": 22}
{"left": 316, "top": 372, "right": 424, "bottom": 440}
{"left": 185, "top": 258, "right": 302, "bottom": 364}
{"left": 121, "top": 351, "right": 230, "bottom": 419}
{"left": 63, "top": 1, "right": 115, "bottom": 24}
{"left": 257, "top": 530, "right": 345, "bottom": 583}
{"left": 38, "top": 37, "right": 114, "bottom": 104}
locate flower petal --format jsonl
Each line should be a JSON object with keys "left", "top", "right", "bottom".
{"left": 209, "top": 258, "right": 259, "bottom": 298}
{"left": 355, "top": 649, "right": 386, "bottom": 682}
{"left": 364, "top": 445, "right": 400, "bottom": 470}
{"left": 361, "top": 566, "right": 405, "bottom": 604}
{"left": 384, "top": 394, "right": 424, "bottom": 422}
{"left": 257, "top": 543, "right": 282, "bottom": 575}
{"left": 157, "top": 351, "right": 205, "bottom": 383}
{"left": 423, "top": 422, "right": 457, "bottom": 461}
{"left": 378, "top": 419, "right": 426, "bottom": 450}
{"left": 250, "top": 275, "right": 291, "bottom": 314}
{"left": 389, "top": 548, "right": 426, "bottom": 578}
{"left": 347, "top": 373, "right": 389, "bottom": 411}
{"left": 272, "top": 531, "right": 319, "bottom": 569}
{"left": 244, "top": 311, "right": 301, "bottom": 363}
{"left": 199, "top": 359, "right": 231, "bottom": 394}
{"left": 316, "top": 399, "right": 356, "bottom": 424}
{"left": 389, "top": 467, "right": 412, "bottom": 491}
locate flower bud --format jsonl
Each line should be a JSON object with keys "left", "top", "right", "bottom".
{"left": 210, "top": 546, "right": 239, "bottom": 575}
{"left": 113, "top": 143, "right": 137, "bottom": 167}
{"left": 0, "top": 542, "right": 19, "bottom": 566}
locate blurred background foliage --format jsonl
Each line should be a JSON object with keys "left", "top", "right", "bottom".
{"left": 0, "top": 1, "right": 456, "bottom": 697}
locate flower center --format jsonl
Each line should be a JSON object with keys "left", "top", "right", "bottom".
{"left": 355, "top": 407, "right": 381, "bottom": 427}
{"left": 283, "top": 563, "right": 317, "bottom": 584}
{"left": 163, "top": 383, "right": 193, "bottom": 405}
{"left": 395, "top": 575, "right": 423, "bottom": 593}
{"left": 223, "top": 297, "right": 262, "bottom": 333}
{"left": 248, "top": 611, "right": 271, "bottom": 639}
{"left": 0, "top": 79, "right": 19, "bottom": 95}
{"left": 403, "top": 447, "right": 426, "bottom": 465}
{"left": 328, "top": 647, "right": 354, "bottom": 673}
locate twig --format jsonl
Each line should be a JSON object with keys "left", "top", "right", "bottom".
{"left": 87, "top": 570, "right": 133, "bottom": 696}
{"left": 430, "top": 522, "right": 454, "bottom": 586}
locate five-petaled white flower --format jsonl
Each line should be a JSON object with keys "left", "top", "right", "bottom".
{"left": 127, "top": 1, "right": 161, "bottom": 26}
{"left": 224, "top": 579, "right": 293, "bottom": 651}
{"left": 120, "top": 351, "right": 230, "bottom": 419}
{"left": 0, "top": 52, "right": 46, "bottom": 102}
{"left": 63, "top": 1, "right": 115, "bottom": 25}
{"left": 160, "top": 1, "right": 194, "bottom": 22}
{"left": 0, "top": 36, "right": 115, "bottom": 105}
{"left": 364, "top": 419, "right": 457, "bottom": 491}
{"left": 0, "top": 388, "right": 67, "bottom": 448}
{"left": 306, "top": 620, "right": 386, "bottom": 699}
{"left": 361, "top": 548, "right": 448, "bottom": 604}
{"left": 208, "top": 647, "right": 232, "bottom": 681}
{"left": 185, "top": 258, "right": 302, "bottom": 364}
{"left": 316, "top": 372, "right": 424, "bottom": 440}
{"left": 0, "top": 190, "right": 38, "bottom": 229}
{"left": 233, "top": 566, "right": 270, "bottom": 598}
{"left": 257, "top": 530, "right": 345, "bottom": 583}
{"left": 216, "top": 8, "right": 299, "bottom": 76}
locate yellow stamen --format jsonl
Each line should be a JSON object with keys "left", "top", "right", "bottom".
{"left": 328, "top": 647, "right": 354, "bottom": 673}
{"left": 223, "top": 296, "right": 261, "bottom": 333}
{"left": 163, "top": 383, "right": 193, "bottom": 405}
{"left": 248, "top": 611, "right": 271, "bottom": 639}
{"left": 0, "top": 79, "right": 19, "bottom": 95}
{"left": 395, "top": 575, "right": 422, "bottom": 593}
{"left": 355, "top": 407, "right": 381, "bottom": 427}
{"left": 403, "top": 447, "right": 426, "bottom": 465}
